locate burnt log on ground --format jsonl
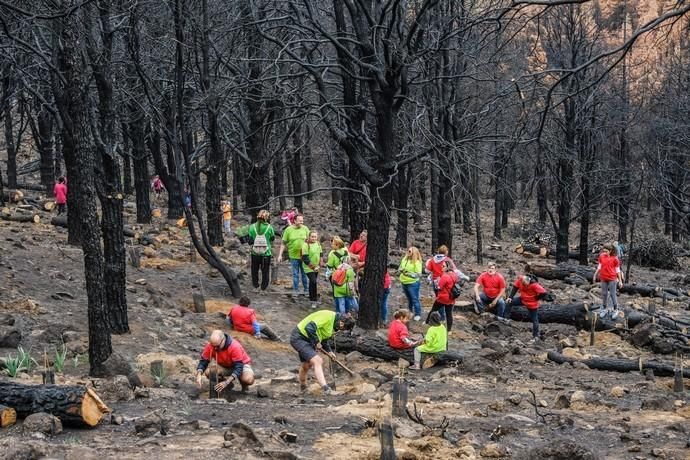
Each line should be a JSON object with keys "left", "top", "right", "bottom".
{"left": 1, "top": 189, "right": 24, "bottom": 203}
{"left": 0, "top": 381, "right": 110, "bottom": 427}
{"left": 0, "top": 212, "right": 40, "bottom": 223}
{"left": 333, "top": 334, "right": 463, "bottom": 366}
{"left": 15, "top": 182, "right": 46, "bottom": 192}
{"left": 51, "top": 215, "right": 136, "bottom": 238}
{"left": 515, "top": 243, "right": 549, "bottom": 257}
{"left": 547, "top": 350, "right": 690, "bottom": 378}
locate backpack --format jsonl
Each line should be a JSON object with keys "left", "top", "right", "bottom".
{"left": 450, "top": 279, "right": 463, "bottom": 299}
{"left": 252, "top": 224, "right": 270, "bottom": 254}
{"left": 331, "top": 264, "right": 348, "bottom": 286}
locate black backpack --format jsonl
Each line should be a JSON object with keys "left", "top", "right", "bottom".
{"left": 450, "top": 279, "right": 464, "bottom": 299}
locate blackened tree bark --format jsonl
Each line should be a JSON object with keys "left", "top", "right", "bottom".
{"left": 121, "top": 123, "right": 133, "bottom": 195}
{"left": 54, "top": 6, "right": 111, "bottom": 375}
{"left": 288, "top": 126, "right": 303, "bottom": 210}
{"left": 394, "top": 164, "right": 410, "bottom": 248}
{"left": 129, "top": 103, "right": 151, "bottom": 224}
{"left": 2, "top": 72, "right": 17, "bottom": 189}
{"left": 30, "top": 90, "right": 55, "bottom": 194}
{"left": 58, "top": 124, "right": 81, "bottom": 245}
{"left": 273, "top": 140, "right": 286, "bottom": 211}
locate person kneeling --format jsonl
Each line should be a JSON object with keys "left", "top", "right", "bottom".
{"left": 226, "top": 296, "right": 279, "bottom": 340}
{"left": 290, "top": 310, "right": 356, "bottom": 395}
{"left": 195, "top": 330, "right": 254, "bottom": 394}
{"left": 410, "top": 312, "right": 447, "bottom": 370}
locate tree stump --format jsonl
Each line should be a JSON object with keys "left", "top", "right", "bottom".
{"left": 391, "top": 377, "right": 408, "bottom": 417}
{"left": 378, "top": 418, "right": 396, "bottom": 460}
{"left": 674, "top": 369, "right": 684, "bottom": 393}
{"left": 128, "top": 247, "right": 141, "bottom": 268}
{"left": 193, "top": 293, "right": 206, "bottom": 313}
{"left": 209, "top": 373, "right": 219, "bottom": 399}
{"left": 0, "top": 382, "right": 110, "bottom": 427}
{"left": 42, "top": 370, "right": 55, "bottom": 385}
{"left": 0, "top": 405, "right": 17, "bottom": 428}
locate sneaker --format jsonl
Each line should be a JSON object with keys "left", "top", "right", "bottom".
{"left": 252, "top": 287, "right": 260, "bottom": 293}
{"left": 311, "top": 303, "right": 318, "bottom": 310}
{"left": 529, "top": 337, "right": 539, "bottom": 344}
{"left": 496, "top": 317, "right": 506, "bottom": 323}
{"left": 409, "top": 364, "right": 421, "bottom": 370}
{"left": 611, "top": 309, "right": 622, "bottom": 319}
{"left": 413, "top": 315, "right": 421, "bottom": 321}
{"left": 598, "top": 309, "right": 608, "bottom": 319}
{"left": 324, "top": 388, "right": 341, "bottom": 396}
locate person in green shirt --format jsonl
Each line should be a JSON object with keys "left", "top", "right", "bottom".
{"left": 410, "top": 311, "right": 447, "bottom": 370}
{"left": 247, "top": 210, "right": 276, "bottom": 292}
{"left": 399, "top": 246, "right": 423, "bottom": 321}
{"left": 277, "top": 214, "right": 310, "bottom": 297}
{"left": 290, "top": 310, "right": 356, "bottom": 395}
{"left": 301, "top": 231, "right": 323, "bottom": 309}
{"left": 331, "top": 256, "right": 359, "bottom": 315}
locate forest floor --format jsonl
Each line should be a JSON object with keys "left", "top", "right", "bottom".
{"left": 1, "top": 190, "right": 690, "bottom": 460}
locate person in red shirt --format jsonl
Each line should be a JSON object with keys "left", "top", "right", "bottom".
{"left": 593, "top": 243, "right": 624, "bottom": 319}
{"left": 226, "top": 296, "right": 279, "bottom": 340}
{"left": 349, "top": 230, "right": 367, "bottom": 267}
{"left": 195, "top": 330, "right": 254, "bottom": 393}
{"left": 425, "top": 260, "right": 458, "bottom": 331}
{"left": 381, "top": 271, "right": 392, "bottom": 324}
{"left": 505, "top": 265, "right": 552, "bottom": 341}
{"left": 388, "top": 310, "right": 421, "bottom": 349}
{"left": 53, "top": 177, "right": 67, "bottom": 215}
{"left": 424, "top": 245, "right": 456, "bottom": 293}
{"left": 473, "top": 262, "right": 506, "bottom": 317}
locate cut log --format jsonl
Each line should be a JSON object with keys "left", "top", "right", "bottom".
{"left": 0, "top": 382, "right": 110, "bottom": 427}
{"left": 52, "top": 216, "right": 136, "bottom": 239}
{"left": 43, "top": 201, "right": 55, "bottom": 211}
{"left": 333, "top": 334, "right": 463, "bottom": 366}
{"left": 1, "top": 189, "right": 24, "bottom": 203}
{"left": 193, "top": 293, "right": 206, "bottom": 313}
{"left": 547, "top": 350, "right": 690, "bottom": 378}
{"left": 0, "top": 212, "right": 40, "bottom": 224}
{"left": 0, "top": 404, "right": 17, "bottom": 428}
{"left": 515, "top": 243, "right": 549, "bottom": 257}
{"left": 15, "top": 182, "right": 46, "bottom": 192}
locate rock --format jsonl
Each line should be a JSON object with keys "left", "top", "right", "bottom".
{"left": 111, "top": 415, "right": 125, "bottom": 425}
{"left": 135, "top": 278, "right": 147, "bottom": 285}
{"left": 502, "top": 414, "right": 535, "bottom": 424}
{"left": 222, "top": 441, "right": 233, "bottom": 448}
{"left": 345, "top": 351, "right": 364, "bottom": 362}
{"left": 360, "top": 368, "right": 392, "bottom": 385}
{"left": 479, "top": 443, "right": 505, "bottom": 457}
{"left": 507, "top": 394, "right": 523, "bottom": 405}
{"left": 66, "top": 340, "right": 88, "bottom": 355}
{"left": 23, "top": 413, "right": 62, "bottom": 435}
{"left": 561, "top": 347, "right": 585, "bottom": 360}
{"left": 227, "top": 421, "right": 263, "bottom": 446}
{"left": 96, "top": 375, "right": 134, "bottom": 402}
{"left": 558, "top": 337, "right": 577, "bottom": 348}
{"left": 488, "top": 400, "right": 505, "bottom": 411}
{"left": 193, "top": 420, "right": 211, "bottom": 430}
{"left": 0, "top": 326, "right": 21, "bottom": 348}
{"left": 415, "top": 396, "right": 431, "bottom": 404}
{"left": 538, "top": 400, "right": 548, "bottom": 408}
{"left": 279, "top": 430, "right": 297, "bottom": 443}
{"left": 394, "top": 420, "right": 424, "bottom": 439}
{"left": 457, "top": 445, "right": 477, "bottom": 459}
{"left": 143, "top": 247, "right": 157, "bottom": 258}
{"left": 256, "top": 387, "right": 273, "bottom": 398}
{"left": 570, "top": 390, "right": 586, "bottom": 403}
{"left": 611, "top": 386, "right": 626, "bottom": 398}
{"left": 349, "top": 382, "right": 376, "bottom": 395}
{"left": 651, "top": 448, "right": 666, "bottom": 458}
{"left": 572, "top": 361, "right": 590, "bottom": 370}
{"left": 270, "top": 374, "right": 297, "bottom": 385}
{"left": 134, "top": 411, "right": 171, "bottom": 436}
{"left": 641, "top": 396, "right": 675, "bottom": 411}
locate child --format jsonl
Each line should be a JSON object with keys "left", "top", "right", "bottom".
{"left": 301, "top": 230, "right": 323, "bottom": 309}
{"left": 410, "top": 311, "right": 447, "bottom": 370}
{"left": 221, "top": 200, "right": 233, "bottom": 235}
{"left": 226, "top": 296, "right": 278, "bottom": 340}
{"left": 332, "top": 256, "right": 359, "bottom": 315}
{"left": 54, "top": 177, "right": 67, "bottom": 215}
{"left": 388, "top": 309, "right": 420, "bottom": 349}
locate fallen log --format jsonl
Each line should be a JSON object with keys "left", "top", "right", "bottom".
{"left": 0, "top": 212, "right": 40, "bottom": 224}
{"left": 1, "top": 189, "right": 24, "bottom": 203}
{"left": 0, "top": 404, "right": 17, "bottom": 428}
{"left": 333, "top": 334, "right": 463, "bottom": 366}
{"left": 15, "top": 182, "right": 46, "bottom": 192}
{"left": 0, "top": 382, "right": 110, "bottom": 427}
{"left": 515, "top": 243, "right": 549, "bottom": 257}
{"left": 51, "top": 215, "right": 136, "bottom": 238}
{"left": 547, "top": 350, "right": 690, "bottom": 378}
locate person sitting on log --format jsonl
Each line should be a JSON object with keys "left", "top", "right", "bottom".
{"left": 504, "top": 272, "right": 552, "bottom": 343}
{"left": 290, "top": 310, "right": 356, "bottom": 395}
{"left": 424, "top": 245, "right": 456, "bottom": 294}
{"left": 410, "top": 311, "right": 447, "bottom": 370}
{"left": 226, "top": 296, "right": 279, "bottom": 341}
{"left": 474, "top": 261, "right": 507, "bottom": 316}
{"left": 426, "top": 260, "right": 459, "bottom": 331}
{"left": 388, "top": 309, "right": 422, "bottom": 349}
{"left": 593, "top": 243, "right": 624, "bottom": 319}
{"left": 195, "top": 330, "right": 255, "bottom": 394}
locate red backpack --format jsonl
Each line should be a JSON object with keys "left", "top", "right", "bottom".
{"left": 331, "top": 264, "right": 348, "bottom": 286}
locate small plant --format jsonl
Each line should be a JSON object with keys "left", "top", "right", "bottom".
{"left": 16, "top": 346, "right": 36, "bottom": 372}
{"left": 54, "top": 345, "right": 68, "bottom": 373}
{"left": 151, "top": 365, "right": 167, "bottom": 387}
{"left": 2, "top": 353, "right": 26, "bottom": 377}
{"left": 177, "top": 401, "right": 192, "bottom": 417}
{"left": 72, "top": 354, "right": 81, "bottom": 369}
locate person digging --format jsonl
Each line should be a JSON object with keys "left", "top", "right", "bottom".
{"left": 290, "top": 310, "right": 356, "bottom": 395}
{"left": 196, "top": 330, "right": 255, "bottom": 394}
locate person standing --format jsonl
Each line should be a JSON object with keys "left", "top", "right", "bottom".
{"left": 277, "top": 214, "right": 310, "bottom": 298}
{"left": 248, "top": 210, "right": 275, "bottom": 292}
{"left": 290, "top": 310, "right": 355, "bottom": 395}
{"left": 226, "top": 296, "right": 279, "bottom": 340}
{"left": 424, "top": 245, "right": 456, "bottom": 293}
{"left": 426, "top": 260, "right": 458, "bottom": 331}
{"left": 221, "top": 200, "right": 233, "bottom": 236}
{"left": 474, "top": 262, "right": 507, "bottom": 317}
{"left": 302, "top": 230, "right": 323, "bottom": 309}
{"left": 325, "top": 236, "right": 349, "bottom": 278}
{"left": 195, "top": 330, "right": 254, "bottom": 393}
{"left": 410, "top": 311, "right": 447, "bottom": 370}
{"left": 399, "top": 246, "right": 423, "bottom": 321}
{"left": 593, "top": 243, "right": 624, "bottom": 319}
{"left": 54, "top": 177, "right": 67, "bottom": 215}
{"left": 331, "top": 256, "right": 359, "bottom": 315}
{"left": 151, "top": 175, "right": 164, "bottom": 196}
{"left": 505, "top": 273, "right": 551, "bottom": 342}
{"left": 349, "top": 230, "right": 367, "bottom": 267}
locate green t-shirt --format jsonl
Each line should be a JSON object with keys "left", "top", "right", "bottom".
{"left": 297, "top": 310, "right": 336, "bottom": 342}
{"left": 418, "top": 324, "right": 447, "bottom": 353}
{"left": 326, "top": 249, "right": 349, "bottom": 270}
{"left": 399, "top": 257, "right": 422, "bottom": 284}
{"left": 333, "top": 265, "right": 356, "bottom": 298}
{"left": 301, "top": 241, "right": 322, "bottom": 273}
{"left": 248, "top": 221, "right": 275, "bottom": 256}
{"left": 282, "top": 225, "right": 310, "bottom": 260}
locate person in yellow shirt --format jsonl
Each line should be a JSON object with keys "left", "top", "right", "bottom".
{"left": 410, "top": 311, "right": 447, "bottom": 370}
{"left": 399, "top": 246, "right": 423, "bottom": 320}
{"left": 221, "top": 200, "right": 232, "bottom": 235}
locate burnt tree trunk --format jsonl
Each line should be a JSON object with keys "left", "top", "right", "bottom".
{"left": 129, "top": 106, "right": 151, "bottom": 224}
{"left": 59, "top": 127, "right": 81, "bottom": 246}
{"left": 348, "top": 161, "right": 368, "bottom": 241}
{"left": 394, "top": 163, "right": 410, "bottom": 248}
{"left": 547, "top": 350, "right": 690, "bottom": 378}
{"left": 2, "top": 72, "right": 17, "bottom": 189}
{"left": 29, "top": 89, "right": 55, "bottom": 195}
{"left": 122, "top": 123, "right": 133, "bottom": 195}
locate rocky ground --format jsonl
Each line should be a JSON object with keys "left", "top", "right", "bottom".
{"left": 1, "top": 192, "right": 690, "bottom": 460}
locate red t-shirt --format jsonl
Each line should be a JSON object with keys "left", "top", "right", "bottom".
{"left": 388, "top": 319, "right": 412, "bottom": 349}
{"left": 514, "top": 278, "right": 546, "bottom": 309}
{"left": 383, "top": 272, "right": 391, "bottom": 289}
{"left": 54, "top": 183, "right": 67, "bottom": 205}
{"left": 349, "top": 240, "right": 367, "bottom": 262}
{"left": 597, "top": 253, "right": 620, "bottom": 282}
{"left": 476, "top": 272, "right": 506, "bottom": 298}
{"left": 200, "top": 337, "right": 251, "bottom": 369}
{"left": 228, "top": 305, "right": 257, "bottom": 334}
{"left": 425, "top": 256, "right": 455, "bottom": 280}
{"left": 436, "top": 271, "right": 458, "bottom": 305}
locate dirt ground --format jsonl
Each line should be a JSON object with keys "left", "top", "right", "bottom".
{"left": 1, "top": 191, "right": 690, "bottom": 460}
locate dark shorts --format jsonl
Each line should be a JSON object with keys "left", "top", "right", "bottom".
{"left": 290, "top": 328, "right": 317, "bottom": 363}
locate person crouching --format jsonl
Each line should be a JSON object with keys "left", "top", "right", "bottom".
{"left": 195, "top": 330, "right": 254, "bottom": 394}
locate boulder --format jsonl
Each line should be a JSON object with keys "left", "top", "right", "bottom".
{"left": 23, "top": 413, "right": 62, "bottom": 435}
{"left": 134, "top": 410, "right": 171, "bottom": 436}
{"left": 96, "top": 375, "right": 134, "bottom": 402}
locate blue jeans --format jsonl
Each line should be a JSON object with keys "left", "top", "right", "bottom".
{"left": 381, "top": 288, "right": 390, "bottom": 323}
{"left": 506, "top": 296, "right": 539, "bottom": 338}
{"left": 402, "top": 281, "right": 421, "bottom": 317}
{"left": 335, "top": 296, "right": 359, "bottom": 315}
{"left": 290, "top": 259, "right": 309, "bottom": 294}
{"left": 479, "top": 292, "right": 506, "bottom": 318}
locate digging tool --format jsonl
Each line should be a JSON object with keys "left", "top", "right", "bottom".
{"left": 328, "top": 355, "right": 336, "bottom": 390}
{"left": 320, "top": 350, "right": 356, "bottom": 376}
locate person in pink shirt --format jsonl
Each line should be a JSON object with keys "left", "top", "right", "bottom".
{"left": 53, "top": 177, "right": 67, "bottom": 215}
